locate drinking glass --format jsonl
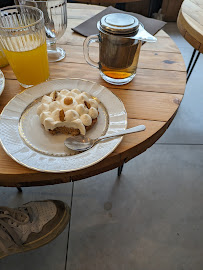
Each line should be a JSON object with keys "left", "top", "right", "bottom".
{"left": 0, "top": 5, "right": 49, "bottom": 88}
{"left": 17, "top": 0, "right": 67, "bottom": 62}
{"left": 0, "top": 42, "right": 9, "bottom": 68}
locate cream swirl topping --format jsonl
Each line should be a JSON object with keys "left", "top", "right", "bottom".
{"left": 37, "top": 89, "right": 99, "bottom": 135}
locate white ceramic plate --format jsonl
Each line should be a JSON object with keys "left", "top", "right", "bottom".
{"left": 0, "top": 78, "right": 127, "bottom": 172}
{"left": 0, "top": 70, "right": 5, "bottom": 96}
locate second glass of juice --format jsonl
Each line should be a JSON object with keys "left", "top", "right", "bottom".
{"left": 0, "top": 5, "right": 49, "bottom": 88}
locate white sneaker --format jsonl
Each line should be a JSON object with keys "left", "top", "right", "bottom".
{"left": 0, "top": 200, "right": 70, "bottom": 259}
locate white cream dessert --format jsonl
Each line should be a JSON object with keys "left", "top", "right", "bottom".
{"left": 37, "top": 89, "right": 99, "bottom": 135}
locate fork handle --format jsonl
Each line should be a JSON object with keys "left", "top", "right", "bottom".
{"left": 98, "top": 125, "right": 146, "bottom": 141}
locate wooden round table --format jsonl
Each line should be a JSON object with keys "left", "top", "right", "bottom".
{"left": 177, "top": 0, "right": 203, "bottom": 80}
{"left": 178, "top": 0, "right": 203, "bottom": 53}
{"left": 0, "top": 3, "right": 186, "bottom": 187}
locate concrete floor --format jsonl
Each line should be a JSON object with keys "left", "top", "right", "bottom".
{"left": 0, "top": 23, "right": 203, "bottom": 270}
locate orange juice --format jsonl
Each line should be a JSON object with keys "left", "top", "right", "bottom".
{"left": 4, "top": 42, "right": 49, "bottom": 86}
{"left": 0, "top": 49, "right": 9, "bottom": 68}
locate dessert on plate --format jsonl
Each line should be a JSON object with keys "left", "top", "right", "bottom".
{"left": 37, "top": 88, "right": 99, "bottom": 136}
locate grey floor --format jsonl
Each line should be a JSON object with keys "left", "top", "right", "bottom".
{"left": 0, "top": 23, "right": 203, "bottom": 270}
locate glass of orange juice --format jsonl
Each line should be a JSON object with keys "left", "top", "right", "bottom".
{"left": 0, "top": 5, "right": 49, "bottom": 88}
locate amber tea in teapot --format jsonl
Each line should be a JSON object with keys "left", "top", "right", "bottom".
{"left": 99, "top": 32, "right": 141, "bottom": 82}
{"left": 83, "top": 13, "right": 157, "bottom": 85}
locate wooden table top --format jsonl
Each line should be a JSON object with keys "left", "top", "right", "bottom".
{"left": 177, "top": 0, "right": 203, "bottom": 53}
{"left": 0, "top": 3, "right": 186, "bottom": 187}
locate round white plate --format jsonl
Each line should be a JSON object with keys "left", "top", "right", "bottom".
{"left": 0, "top": 70, "right": 5, "bottom": 96}
{"left": 0, "top": 78, "right": 127, "bottom": 173}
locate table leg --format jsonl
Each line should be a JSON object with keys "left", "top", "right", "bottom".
{"left": 187, "top": 48, "right": 197, "bottom": 73}
{"left": 115, "top": 3, "right": 126, "bottom": 11}
{"left": 148, "top": 0, "right": 152, "bottom": 17}
{"left": 117, "top": 164, "right": 124, "bottom": 177}
{"left": 187, "top": 49, "right": 201, "bottom": 82}
{"left": 17, "top": 187, "right": 22, "bottom": 192}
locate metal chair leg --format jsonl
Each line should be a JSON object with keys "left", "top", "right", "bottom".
{"left": 17, "top": 187, "right": 22, "bottom": 192}
{"left": 187, "top": 50, "right": 201, "bottom": 83}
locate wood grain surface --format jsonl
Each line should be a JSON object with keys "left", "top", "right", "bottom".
{"left": 0, "top": 3, "right": 186, "bottom": 187}
{"left": 177, "top": 0, "right": 203, "bottom": 53}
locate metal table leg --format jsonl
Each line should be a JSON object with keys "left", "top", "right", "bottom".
{"left": 117, "top": 164, "right": 124, "bottom": 176}
{"left": 148, "top": 0, "right": 154, "bottom": 17}
{"left": 115, "top": 3, "right": 126, "bottom": 10}
{"left": 187, "top": 49, "right": 201, "bottom": 82}
{"left": 117, "top": 158, "right": 127, "bottom": 177}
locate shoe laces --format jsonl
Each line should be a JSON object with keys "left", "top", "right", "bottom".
{"left": 0, "top": 206, "right": 32, "bottom": 253}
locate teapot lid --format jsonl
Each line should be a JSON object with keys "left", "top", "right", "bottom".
{"left": 99, "top": 13, "right": 139, "bottom": 35}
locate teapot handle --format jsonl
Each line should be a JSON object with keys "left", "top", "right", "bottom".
{"left": 83, "top": 34, "right": 99, "bottom": 69}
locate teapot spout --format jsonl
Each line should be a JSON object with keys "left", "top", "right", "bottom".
{"left": 132, "top": 25, "right": 157, "bottom": 42}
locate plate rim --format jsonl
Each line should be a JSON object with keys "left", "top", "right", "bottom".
{"left": 0, "top": 78, "right": 127, "bottom": 173}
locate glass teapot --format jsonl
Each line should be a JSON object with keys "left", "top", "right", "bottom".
{"left": 83, "top": 13, "right": 157, "bottom": 85}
